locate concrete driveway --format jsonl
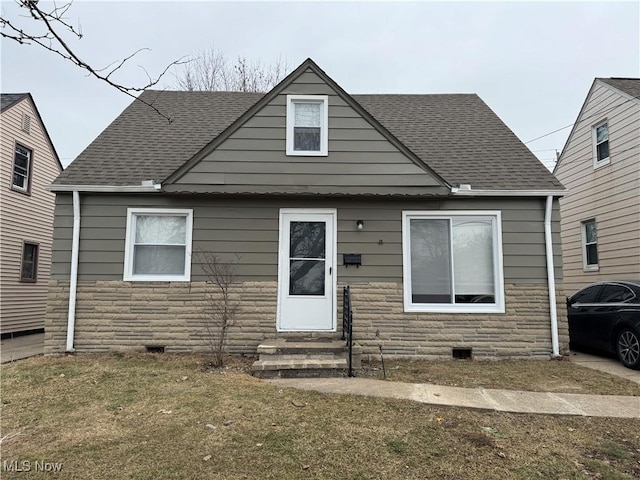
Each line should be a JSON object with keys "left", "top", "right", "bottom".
{"left": 569, "top": 350, "right": 640, "bottom": 385}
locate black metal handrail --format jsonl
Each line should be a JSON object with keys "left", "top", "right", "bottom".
{"left": 342, "top": 285, "right": 354, "bottom": 377}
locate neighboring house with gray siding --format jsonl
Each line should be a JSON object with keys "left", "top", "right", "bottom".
{"left": 554, "top": 78, "right": 640, "bottom": 295}
{"left": 1, "top": 93, "right": 62, "bottom": 335}
{"left": 45, "top": 58, "right": 568, "bottom": 360}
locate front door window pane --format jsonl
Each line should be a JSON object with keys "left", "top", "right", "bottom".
{"left": 289, "top": 221, "right": 326, "bottom": 296}
{"left": 289, "top": 260, "right": 325, "bottom": 295}
{"left": 290, "top": 222, "right": 325, "bottom": 258}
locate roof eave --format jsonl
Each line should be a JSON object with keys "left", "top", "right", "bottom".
{"left": 48, "top": 184, "right": 162, "bottom": 193}
{"left": 450, "top": 187, "right": 567, "bottom": 197}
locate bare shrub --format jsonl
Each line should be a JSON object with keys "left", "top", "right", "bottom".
{"left": 192, "top": 251, "right": 241, "bottom": 368}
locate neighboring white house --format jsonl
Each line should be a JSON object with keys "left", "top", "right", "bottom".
{"left": 554, "top": 78, "right": 640, "bottom": 295}
{"left": 0, "top": 93, "right": 62, "bottom": 335}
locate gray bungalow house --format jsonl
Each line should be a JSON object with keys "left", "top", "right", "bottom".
{"left": 45, "top": 59, "right": 568, "bottom": 368}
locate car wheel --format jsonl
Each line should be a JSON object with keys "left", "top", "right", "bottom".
{"left": 616, "top": 328, "right": 640, "bottom": 370}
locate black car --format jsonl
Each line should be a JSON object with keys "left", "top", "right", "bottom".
{"left": 567, "top": 280, "right": 640, "bottom": 370}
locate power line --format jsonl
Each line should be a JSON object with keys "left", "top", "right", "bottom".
{"left": 525, "top": 94, "right": 640, "bottom": 145}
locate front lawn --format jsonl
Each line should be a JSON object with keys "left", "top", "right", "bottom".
{"left": 1, "top": 354, "right": 639, "bottom": 479}
{"left": 361, "top": 357, "right": 640, "bottom": 396}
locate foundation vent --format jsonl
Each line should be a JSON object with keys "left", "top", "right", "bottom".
{"left": 452, "top": 348, "right": 472, "bottom": 360}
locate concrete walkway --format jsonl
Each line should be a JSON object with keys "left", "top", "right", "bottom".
{"left": 268, "top": 376, "right": 640, "bottom": 419}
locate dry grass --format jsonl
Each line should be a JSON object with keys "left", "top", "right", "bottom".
{"left": 1, "top": 354, "right": 639, "bottom": 480}
{"left": 361, "top": 357, "right": 640, "bottom": 396}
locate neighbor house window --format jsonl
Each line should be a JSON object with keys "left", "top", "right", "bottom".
{"left": 12, "top": 144, "right": 32, "bottom": 193}
{"left": 593, "top": 121, "right": 610, "bottom": 167}
{"left": 402, "top": 211, "right": 505, "bottom": 313}
{"left": 123, "top": 208, "right": 193, "bottom": 281}
{"left": 286, "top": 95, "right": 328, "bottom": 156}
{"left": 20, "top": 242, "right": 39, "bottom": 282}
{"left": 582, "top": 220, "right": 598, "bottom": 271}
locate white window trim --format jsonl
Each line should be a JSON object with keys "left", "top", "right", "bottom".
{"left": 12, "top": 143, "right": 32, "bottom": 193}
{"left": 286, "top": 95, "right": 328, "bottom": 156}
{"left": 402, "top": 210, "right": 505, "bottom": 314}
{"left": 123, "top": 208, "right": 193, "bottom": 282}
{"left": 581, "top": 219, "right": 599, "bottom": 272}
{"left": 592, "top": 119, "right": 610, "bottom": 169}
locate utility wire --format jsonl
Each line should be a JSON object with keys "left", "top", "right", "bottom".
{"left": 525, "top": 94, "right": 640, "bottom": 145}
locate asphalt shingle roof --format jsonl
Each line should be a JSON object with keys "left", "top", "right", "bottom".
{"left": 1, "top": 93, "right": 28, "bottom": 112}
{"left": 599, "top": 78, "right": 640, "bottom": 99}
{"left": 54, "top": 89, "right": 563, "bottom": 191}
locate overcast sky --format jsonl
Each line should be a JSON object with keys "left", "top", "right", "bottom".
{"left": 2, "top": 1, "right": 639, "bottom": 171}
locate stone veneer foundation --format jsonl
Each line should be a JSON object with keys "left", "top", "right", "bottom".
{"left": 44, "top": 280, "right": 569, "bottom": 359}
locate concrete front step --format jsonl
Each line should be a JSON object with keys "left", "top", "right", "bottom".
{"left": 251, "top": 358, "right": 349, "bottom": 379}
{"left": 251, "top": 338, "right": 361, "bottom": 378}
{"left": 257, "top": 339, "right": 353, "bottom": 356}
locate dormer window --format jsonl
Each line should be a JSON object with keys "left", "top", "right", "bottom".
{"left": 286, "top": 95, "right": 328, "bottom": 156}
{"left": 593, "top": 120, "right": 610, "bottom": 168}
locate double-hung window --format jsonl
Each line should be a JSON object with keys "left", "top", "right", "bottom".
{"left": 402, "top": 211, "right": 505, "bottom": 313}
{"left": 12, "top": 143, "right": 32, "bottom": 193}
{"left": 286, "top": 95, "right": 328, "bottom": 156}
{"left": 593, "top": 121, "right": 610, "bottom": 168}
{"left": 124, "top": 208, "right": 193, "bottom": 281}
{"left": 581, "top": 219, "right": 598, "bottom": 271}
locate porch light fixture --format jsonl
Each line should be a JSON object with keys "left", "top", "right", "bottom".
{"left": 356, "top": 220, "right": 364, "bottom": 230}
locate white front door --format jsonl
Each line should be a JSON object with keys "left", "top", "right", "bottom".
{"left": 277, "top": 209, "right": 336, "bottom": 331}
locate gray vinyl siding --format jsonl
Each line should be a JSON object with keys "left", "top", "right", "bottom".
{"left": 173, "top": 69, "right": 442, "bottom": 194}
{"left": 1, "top": 97, "right": 61, "bottom": 334}
{"left": 52, "top": 194, "right": 561, "bottom": 285}
{"left": 555, "top": 81, "right": 640, "bottom": 294}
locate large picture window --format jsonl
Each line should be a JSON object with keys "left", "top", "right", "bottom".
{"left": 286, "top": 95, "right": 328, "bottom": 156}
{"left": 402, "top": 211, "right": 505, "bottom": 313}
{"left": 123, "top": 208, "right": 193, "bottom": 281}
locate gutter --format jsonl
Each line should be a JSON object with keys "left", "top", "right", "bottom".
{"left": 66, "top": 191, "right": 81, "bottom": 352}
{"left": 450, "top": 186, "right": 567, "bottom": 197}
{"left": 544, "top": 195, "right": 561, "bottom": 358}
{"left": 48, "top": 182, "right": 162, "bottom": 193}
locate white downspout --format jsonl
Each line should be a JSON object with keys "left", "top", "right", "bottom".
{"left": 66, "top": 190, "right": 81, "bottom": 352}
{"left": 545, "top": 195, "right": 560, "bottom": 358}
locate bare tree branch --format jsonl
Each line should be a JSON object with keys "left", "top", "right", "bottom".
{"left": 1, "top": 1, "right": 188, "bottom": 122}
{"left": 174, "top": 44, "right": 288, "bottom": 93}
